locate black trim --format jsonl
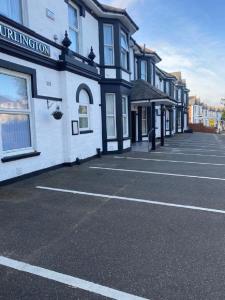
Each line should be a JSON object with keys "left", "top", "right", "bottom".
{"left": 0, "top": 153, "right": 101, "bottom": 186}
{"left": 0, "top": 59, "right": 63, "bottom": 101}
{"left": 0, "top": 15, "right": 62, "bottom": 50}
{"left": 1, "top": 152, "right": 41, "bottom": 163}
{"left": 80, "top": 130, "right": 94, "bottom": 134}
{"left": 76, "top": 83, "right": 94, "bottom": 104}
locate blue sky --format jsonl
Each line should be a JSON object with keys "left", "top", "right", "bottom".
{"left": 101, "top": 0, "right": 225, "bottom": 105}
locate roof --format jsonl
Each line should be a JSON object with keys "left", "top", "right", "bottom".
{"left": 89, "top": 0, "right": 139, "bottom": 32}
{"left": 133, "top": 42, "right": 161, "bottom": 62}
{"left": 130, "top": 80, "right": 173, "bottom": 103}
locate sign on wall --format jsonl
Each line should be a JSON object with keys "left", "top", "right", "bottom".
{"left": 209, "top": 119, "right": 215, "bottom": 127}
{"left": 0, "top": 23, "right": 50, "bottom": 57}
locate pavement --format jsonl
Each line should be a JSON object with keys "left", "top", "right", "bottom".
{"left": 1, "top": 132, "right": 225, "bottom": 300}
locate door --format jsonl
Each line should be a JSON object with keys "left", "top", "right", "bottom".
{"left": 131, "top": 111, "right": 136, "bottom": 143}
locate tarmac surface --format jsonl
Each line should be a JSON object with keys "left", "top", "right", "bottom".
{"left": 1, "top": 133, "right": 225, "bottom": 300}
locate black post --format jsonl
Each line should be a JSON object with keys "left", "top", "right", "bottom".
{"left": 169, "top": 109, "right": 172, "bottom": 136}
{"left": 161, "top": 104, "right": 165, "bottom": 146}
{"left": 151, "top": 102, "right": 156, "bottom": 150}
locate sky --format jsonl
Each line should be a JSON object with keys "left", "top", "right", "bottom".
{"left": 100, "top": 0, "right": 225, "bottom": 105}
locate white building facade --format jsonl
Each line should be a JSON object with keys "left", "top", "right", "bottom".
{"left": 0, "top": 0, "right": 190, "bottom": 183}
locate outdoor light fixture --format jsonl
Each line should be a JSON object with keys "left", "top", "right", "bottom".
{"left": 52, "top": 106, "right": 63, "bottom": 120}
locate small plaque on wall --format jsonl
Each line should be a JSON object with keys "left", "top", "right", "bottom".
{"left": 71, "top": 121, "right": 79, "bottom": 135}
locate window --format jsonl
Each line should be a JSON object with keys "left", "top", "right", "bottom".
{"left": 103, "top": 24, "right": 114, "bottom": 65}
{"left": 178, "top": 89, "right": 182, "bottom": 102}
{"left": 166, "top": 110, "right": 170, "bottom": 130}
{"left": 122, "top": 96, "right": 128, "bottom": 137}
{"left": 78, "top": 89, "right": 90, "bottom": 131}
{"left": 141, "top": 61, "right": 147, "bottom": 81}
{"left": 68, "top": 3, "right": 79, "bottom": 53}
{"left": 178, "top": 111, "right": 182, "bottom": 128}
{"left": 142, "top": 107, "right": 147, "bottom": 135}
{"left": 150, "top": 63, "right": 154, "bottom": 85}
{"left": 0, "top": 0, "right": 22, "bottom": 23}
{"left": 106, "top": 94, "right": 116, "bottom": 138}
{"left": 0, "top": 69, "right": 33, "bottom": 154}
{"left": 120, "top": 30, "right": 129, "bottom": 69}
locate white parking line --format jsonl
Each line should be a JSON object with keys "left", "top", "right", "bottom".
{"left": 36, "top": 186, "right": 225, "bottom": 215}
{"left": 114, "top": 156, "right": 225, "bottom": 166}
{"left": 164, "top": 147, "right": 224, "bottom": 152}
{"left": 0, "top": 256, "right": 148, "bottom": 300}
{"left": 89, "top": 166, "right": 225, "bottom": 182}
{"left": 153, "top": 152, "right": 225, "bottom": 158}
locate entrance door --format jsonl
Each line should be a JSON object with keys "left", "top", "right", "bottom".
{"left": 131, "top": 111, "right": 136, "bottom": 143}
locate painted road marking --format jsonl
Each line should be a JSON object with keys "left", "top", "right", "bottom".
{"left": 114, "top": 156, "right": 225, "bottom": 166}
{"left": 153, "top": 152, "right": 225, "bottom": 158}
{"left": 36, "top": 186, "right": 225, "bottom": 215}
{"left": 89, "top": 166, "right": 225, "bottom": 182}
{"left": 164, "top": 147, "right": 224, "bottom": 152}
{"left": 0, "top": 256, "right": 148, "bottom": 300}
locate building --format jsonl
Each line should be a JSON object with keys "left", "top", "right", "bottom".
{"left": 0, "top": 0, "right": 190, "bottom": 183}
{"left": 189, "top": 96, "right": 223, "bottom": 129}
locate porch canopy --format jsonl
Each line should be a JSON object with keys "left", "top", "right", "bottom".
{"left": 130, "top": 80, "right": 175, "bottom": 106}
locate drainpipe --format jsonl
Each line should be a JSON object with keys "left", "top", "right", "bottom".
{"left": 151, "top": 102, "right": 156, "bottom": 150}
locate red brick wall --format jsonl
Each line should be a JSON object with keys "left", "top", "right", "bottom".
{"left": 189, "top": 123, "right": 217, "bottom": 133}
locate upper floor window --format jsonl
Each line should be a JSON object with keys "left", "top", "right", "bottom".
{"left": 178, "top": 89, "right": 182, "bottom": 102}
{"left": 0, "top": 69, "right": 33, "bottom": 154}
{"left": 141, "top": 61, "right": 147, "bottom": 81}
{"left": 150, "top": 63, "right": 154, "bottom": 85}
{"left": 0, "top": 0, "right": 22, "bottom": 23}
{"left": 68, "top": 3, "right": 79, "bottom": 53}
{"left": 120, "top": 30, "right": 129, "bottom": 70}
{"left": 103, "top": 24, "right": 114, "bottom": 66}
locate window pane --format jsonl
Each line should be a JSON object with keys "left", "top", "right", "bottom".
{"left": 79, "top": 116, "right": 88, "bottom": 129}
{"left": 123, "top": 116, "right": 128, "bottom": 136}
{"left": 0, "top": 0, "right": 9, "bottom": 17}
{"left": 104, "top": 47, "right": 113, "bottom": 65}
{"left": 69, "top": 29, "right": 79, "bottom": 52}
{"left": 106, "top": 116, "right": 116, "bottom": 137}
{"left": 121, "top": 50, "right": 127, "bottom": 69}
{"left": 121, "top": 32, "right": 128, "bottom": 51}
{"left": 142, "top": 120, "right": 147, "bottom": 134}
{"left": 0, "top": 73, "right": 28, "bottom": 110}
{"left": 68, "top": 5, "right": 78, "bottom": 29}
{"left": 79, "top": 105, "right": 88, "bottom": 114}
{"left": 0, "top": 114, "right": 31, "bottom": 151}
{"left": 104, "top": 25, "right": 113, "bottom": 46}
{"left": 122, "top": 97, "right": 127, "bottom": 114}
{"left": 106, "top": 95, "right": 115, "bottom": 115}
{"left": 0, "top": 0, "right": 22, "bottom": 23}
{"left": 11, "top": 0, "right": 22, "bottom": 23}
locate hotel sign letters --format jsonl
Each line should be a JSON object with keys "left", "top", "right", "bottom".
{"left": 0, "top": 23, "right": 50, "bottom": 57}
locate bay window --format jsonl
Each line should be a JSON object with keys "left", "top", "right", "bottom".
{"left": 68, "top": 3, "right": 79, "bottom": 53}
{"left": 122, "top": 96, "right": 128, "bottom": 137}
{"left": 106, "top": 94, "right": 116, "bottom": 138}
{"left": 103, "top": 24, "right": 114, "bottom": 65}
{"left": 0, "top": 0, "right": 23, "bottom": 23}
{"left": 120, "top": 30, "right": 129, "bottom": 70}
{"left": 0, "top": 69, "right": 33, "bottom": 154}
{"left": 141, "top": 61, "right": 147, "bottom": 81}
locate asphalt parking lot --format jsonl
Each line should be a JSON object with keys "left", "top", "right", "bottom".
{"left": 1, "top": 132, "right": 225, "bottom": 300}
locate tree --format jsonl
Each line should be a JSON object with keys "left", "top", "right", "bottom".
{"left": 222, "top": 110, "right": 225, "bottom": 121}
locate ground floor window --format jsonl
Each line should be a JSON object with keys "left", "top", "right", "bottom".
{"left": 106, "top": 93, "right": 116, "bottom": 139}
{"left": 166, "top": 110, "right": 170, "bottom": 131}
{"left": 122, "top": 96, "right": 128, "bottom": 137}
{"left": 0, "top": 69, "right": 33, "bottom": 154}
{"left": 178, "top": 110, "right": 182, "bottom": 128}
{"left": 142, "top": 107, "right": 147, "bottom": 135}
{"left": 78, "top": 89, "right": 91, "bottom": 131}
